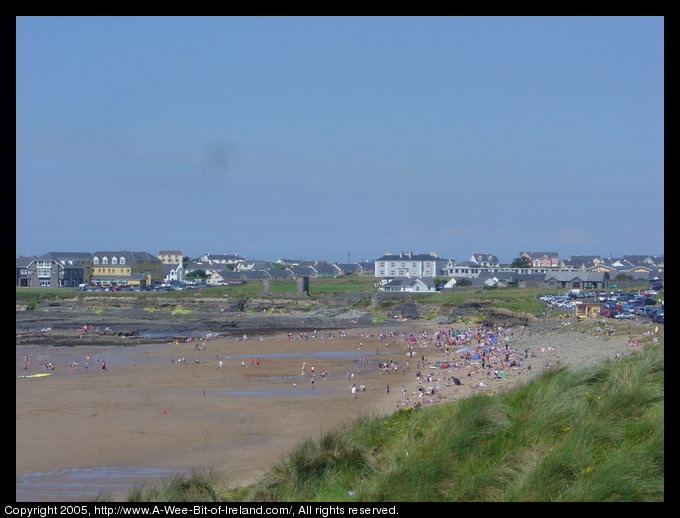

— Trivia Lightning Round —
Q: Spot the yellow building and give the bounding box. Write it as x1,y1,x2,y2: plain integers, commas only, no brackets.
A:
588,264,616,272
157,249,184,265
89,251,163,287
575,302,602,318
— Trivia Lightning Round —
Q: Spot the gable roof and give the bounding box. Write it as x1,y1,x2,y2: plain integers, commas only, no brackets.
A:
376,253,442,261
38,252,92,264
563,255,602,268
335,263,360,272
16,256,37,268
236,259,274,270
450,261,479,267
381,277,435,288
287,266,316,277
93,251,160,262
314,264,341,275
544,271,608,282
266,269,294,279
162,263,183,274
470,253,499,263
203,254,245,261
521,251,558,258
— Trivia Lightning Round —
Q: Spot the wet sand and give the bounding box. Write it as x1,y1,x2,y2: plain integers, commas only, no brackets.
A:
16,321,654,501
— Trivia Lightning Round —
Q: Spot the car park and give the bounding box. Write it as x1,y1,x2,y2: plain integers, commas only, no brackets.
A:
652,314,664,324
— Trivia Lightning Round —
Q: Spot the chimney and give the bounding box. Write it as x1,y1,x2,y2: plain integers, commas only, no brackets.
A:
385,251,392,256
430,251,437,258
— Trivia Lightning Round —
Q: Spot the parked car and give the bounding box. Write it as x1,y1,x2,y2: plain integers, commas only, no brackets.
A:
614,313,635,319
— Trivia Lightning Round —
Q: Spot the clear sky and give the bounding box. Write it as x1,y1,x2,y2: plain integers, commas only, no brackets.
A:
16,16,664,264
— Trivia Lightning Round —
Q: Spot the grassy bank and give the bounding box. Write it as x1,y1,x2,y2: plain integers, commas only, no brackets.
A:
15,278,379,301
125,341,664,502
16,282,653,321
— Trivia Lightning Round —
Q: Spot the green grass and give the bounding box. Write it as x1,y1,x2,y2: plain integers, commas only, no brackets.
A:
18,283,650,318
126,340,664,502
126,468,230,502
16,277,379,301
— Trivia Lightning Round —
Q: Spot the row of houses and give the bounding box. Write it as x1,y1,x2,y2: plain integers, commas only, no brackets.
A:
373,250,663,277
379,269,662,293
16,249,663,290
375,250,663,293
15,250,377,288
186,261,373,285
16,251,166,288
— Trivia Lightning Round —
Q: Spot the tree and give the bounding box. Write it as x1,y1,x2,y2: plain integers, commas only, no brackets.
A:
186,269,208,280
433,277,448,290
511,256,532,268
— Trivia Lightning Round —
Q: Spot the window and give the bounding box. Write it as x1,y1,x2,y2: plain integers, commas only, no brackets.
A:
102,257,108,265
112,257,118,264
93,257,99,265
120,257,126,265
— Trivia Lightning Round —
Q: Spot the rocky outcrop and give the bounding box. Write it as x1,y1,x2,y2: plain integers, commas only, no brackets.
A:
445,300,537,328
16,292,540,346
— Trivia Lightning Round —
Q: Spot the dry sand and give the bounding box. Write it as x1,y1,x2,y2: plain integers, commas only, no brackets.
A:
16,320,658,501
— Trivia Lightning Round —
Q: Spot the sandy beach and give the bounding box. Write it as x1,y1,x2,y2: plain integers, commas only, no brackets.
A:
16,320,658,501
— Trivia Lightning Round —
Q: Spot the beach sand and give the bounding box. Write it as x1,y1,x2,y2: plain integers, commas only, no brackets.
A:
16,321,657,501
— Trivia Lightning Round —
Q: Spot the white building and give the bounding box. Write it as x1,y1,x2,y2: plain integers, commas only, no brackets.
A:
379,277,437,293
374,251,446,278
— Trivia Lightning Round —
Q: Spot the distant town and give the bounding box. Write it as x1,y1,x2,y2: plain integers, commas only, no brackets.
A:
16,249,664,294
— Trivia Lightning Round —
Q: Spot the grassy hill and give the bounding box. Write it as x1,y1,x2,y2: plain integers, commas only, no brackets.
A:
125,341,664,502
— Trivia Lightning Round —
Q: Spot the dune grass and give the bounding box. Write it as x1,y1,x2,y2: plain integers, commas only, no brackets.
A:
127,340,663,502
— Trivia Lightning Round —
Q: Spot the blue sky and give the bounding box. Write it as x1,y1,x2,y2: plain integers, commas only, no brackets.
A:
16,16,664,264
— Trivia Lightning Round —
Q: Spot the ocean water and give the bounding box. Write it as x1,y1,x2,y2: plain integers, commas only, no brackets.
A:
16,466,180,502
